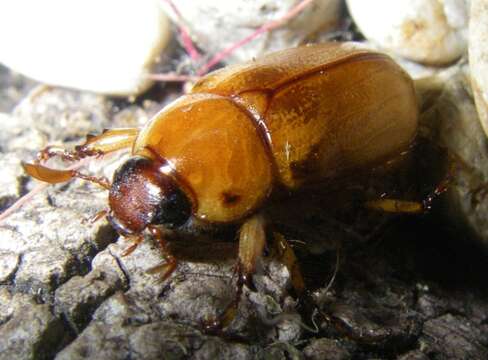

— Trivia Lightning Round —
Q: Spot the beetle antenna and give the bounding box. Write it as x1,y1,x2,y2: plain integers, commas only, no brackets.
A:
0,157,101,224
71,171,111,190
22,162,111,190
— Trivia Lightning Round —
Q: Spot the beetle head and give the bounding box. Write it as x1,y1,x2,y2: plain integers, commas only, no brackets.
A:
107,156,192,236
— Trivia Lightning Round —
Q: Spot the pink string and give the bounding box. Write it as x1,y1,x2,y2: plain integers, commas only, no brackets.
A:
152,0,315,81
0,157,92,224
144,73,200,82
162,0,202,61
197,0,316,75
0,182,49,223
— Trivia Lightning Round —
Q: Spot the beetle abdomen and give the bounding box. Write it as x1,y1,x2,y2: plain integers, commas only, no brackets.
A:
265,51,418,188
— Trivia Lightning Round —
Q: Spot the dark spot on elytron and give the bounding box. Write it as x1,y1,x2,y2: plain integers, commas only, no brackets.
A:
221,192,241,206
290,144,321,180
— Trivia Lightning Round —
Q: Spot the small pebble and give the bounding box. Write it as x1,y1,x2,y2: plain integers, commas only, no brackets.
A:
346,0,468,65
469,0,488,137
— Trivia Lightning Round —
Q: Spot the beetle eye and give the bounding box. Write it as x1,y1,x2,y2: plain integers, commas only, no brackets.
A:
151,186,192,228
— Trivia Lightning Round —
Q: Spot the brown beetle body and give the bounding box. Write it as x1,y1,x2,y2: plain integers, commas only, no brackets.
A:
23,42,419,330
134,43,417,223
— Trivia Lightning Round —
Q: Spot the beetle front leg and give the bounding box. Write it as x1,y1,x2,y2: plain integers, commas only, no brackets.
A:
37,128,139,163
120,234,145,257
23,128,140,186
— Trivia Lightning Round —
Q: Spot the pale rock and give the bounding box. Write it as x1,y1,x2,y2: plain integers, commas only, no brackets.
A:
347,0,469,65
0,251,19,284
0,288,36,325
418,65,488,248
0,0,172,96
0,304,67,359
54,251,127,332
469,0,488,137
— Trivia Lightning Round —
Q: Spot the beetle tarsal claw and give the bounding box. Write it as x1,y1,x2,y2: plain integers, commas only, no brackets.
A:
36,145,81,163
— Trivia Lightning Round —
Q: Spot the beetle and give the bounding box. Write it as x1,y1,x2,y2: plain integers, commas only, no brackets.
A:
22,42,419,329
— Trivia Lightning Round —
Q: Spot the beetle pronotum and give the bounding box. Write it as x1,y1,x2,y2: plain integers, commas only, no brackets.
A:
23,42,419,329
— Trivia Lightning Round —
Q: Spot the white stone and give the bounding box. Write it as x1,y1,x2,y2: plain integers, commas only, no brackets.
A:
346,0,469,65
469,0,488,137
160,0,342,64
420,65,488,247
0,0,171,96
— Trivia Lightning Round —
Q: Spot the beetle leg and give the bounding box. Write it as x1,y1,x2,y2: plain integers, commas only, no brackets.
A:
146,226,178,282
237,213,267,288
367,142,456,214
272,231,343,334
365,198,425,214
121,234,145,257
203,213,267,333
23,128,140,187
365,175,450,214
37,145,87,163
36,128,139,163
271,232,305,296
81,209,109,225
